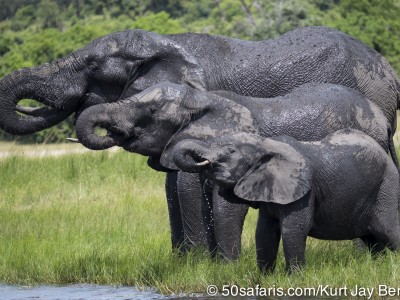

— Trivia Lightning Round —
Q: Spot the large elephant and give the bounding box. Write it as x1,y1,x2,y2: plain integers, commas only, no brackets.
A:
74,82,393,259
171,129,400,272
1,26,399,257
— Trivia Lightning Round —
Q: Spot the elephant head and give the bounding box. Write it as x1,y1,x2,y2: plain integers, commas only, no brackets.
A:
172,133,264,187
0,30,205,135
74,83,209,152
74,83,256,164
172,133,313,204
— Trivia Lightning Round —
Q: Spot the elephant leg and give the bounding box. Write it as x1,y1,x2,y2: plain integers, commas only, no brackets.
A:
368,229,400,253
360,236,386,255
200,177,218,256
165,171,185,251
281,193,314,273
256,205,281,273
368,219,400,252
177,171,209,252
206,182,249,260
369,176,400,252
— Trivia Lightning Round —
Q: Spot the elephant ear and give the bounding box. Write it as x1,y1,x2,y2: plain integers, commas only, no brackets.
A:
234,139,313,204
128,30,207,92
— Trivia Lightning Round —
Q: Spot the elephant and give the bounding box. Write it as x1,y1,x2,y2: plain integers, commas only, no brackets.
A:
74,81,393,259
171,129,400,272
1,26,399,256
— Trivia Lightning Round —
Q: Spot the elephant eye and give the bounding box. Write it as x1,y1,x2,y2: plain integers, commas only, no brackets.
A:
227,146,236,154
149,106,157,114
135,116,153,129
89,61,99,72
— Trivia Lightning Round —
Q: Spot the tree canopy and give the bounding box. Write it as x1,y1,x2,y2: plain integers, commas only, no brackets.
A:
0,0,399,142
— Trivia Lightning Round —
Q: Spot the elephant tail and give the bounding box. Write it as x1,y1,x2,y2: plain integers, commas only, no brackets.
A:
397,80,400,110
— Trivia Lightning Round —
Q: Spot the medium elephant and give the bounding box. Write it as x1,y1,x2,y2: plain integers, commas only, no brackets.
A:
1,26,399,256
74,82,393,259
172,129,400,272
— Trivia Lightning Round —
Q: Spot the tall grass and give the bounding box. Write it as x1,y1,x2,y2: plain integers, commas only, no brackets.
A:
1,149,400,296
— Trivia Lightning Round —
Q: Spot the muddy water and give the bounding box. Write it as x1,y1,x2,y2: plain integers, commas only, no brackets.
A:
0,284,168,300
0,284,347,299
0,285,283,299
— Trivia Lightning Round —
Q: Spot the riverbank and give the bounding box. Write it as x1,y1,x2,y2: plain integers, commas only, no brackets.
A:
1,145,400,297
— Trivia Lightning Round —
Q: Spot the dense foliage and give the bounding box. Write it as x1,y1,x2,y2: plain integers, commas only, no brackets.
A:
0,0,399,142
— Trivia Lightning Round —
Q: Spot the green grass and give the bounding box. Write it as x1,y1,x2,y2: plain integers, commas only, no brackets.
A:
1,148,400,296
0,141,86,153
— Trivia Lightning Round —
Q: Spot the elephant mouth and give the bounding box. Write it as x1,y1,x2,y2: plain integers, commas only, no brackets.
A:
209,173,236,187
16,104,67,119
120,137,162,157
119,137,138,152
15,89,90,120
216,178,236,189
13,95,78,129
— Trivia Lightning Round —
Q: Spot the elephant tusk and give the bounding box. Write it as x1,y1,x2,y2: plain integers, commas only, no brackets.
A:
196,160,210,166
66,137,80,143
16,105,38,114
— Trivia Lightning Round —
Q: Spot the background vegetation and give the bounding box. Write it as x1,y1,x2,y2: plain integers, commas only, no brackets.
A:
0,0,399,143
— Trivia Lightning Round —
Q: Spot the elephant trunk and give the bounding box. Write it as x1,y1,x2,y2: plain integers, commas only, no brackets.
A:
173,140,211,173
0,58,85,135
75,104,121,150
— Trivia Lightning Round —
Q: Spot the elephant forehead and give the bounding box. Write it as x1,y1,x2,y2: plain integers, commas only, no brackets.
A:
220,132,261,145
36,63,60,76
136,88,164,103
136,86,185,104
56,56,77,69
161,101,181,115
184,124,232,137
222,102,256,131
180,65,206,91
106,40,119,54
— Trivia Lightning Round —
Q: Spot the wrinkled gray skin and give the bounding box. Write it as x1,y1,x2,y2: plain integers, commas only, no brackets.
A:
75,82,393,259
173,129,400,272
1,26,399,257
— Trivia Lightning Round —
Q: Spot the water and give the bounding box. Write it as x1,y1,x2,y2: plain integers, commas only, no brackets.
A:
0,284,348,299
0,284,168,300
0,285,291,300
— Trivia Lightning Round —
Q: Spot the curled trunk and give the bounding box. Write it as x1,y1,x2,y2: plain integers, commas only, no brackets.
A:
172,140,211,173
0,62,81,135
75,104,119,150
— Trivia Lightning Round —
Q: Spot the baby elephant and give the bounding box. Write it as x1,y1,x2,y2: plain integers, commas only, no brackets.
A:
173,129,400,272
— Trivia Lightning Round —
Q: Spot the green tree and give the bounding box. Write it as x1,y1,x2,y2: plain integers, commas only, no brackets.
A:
37,0,62,29
324,0,400,73
0,0,399,142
